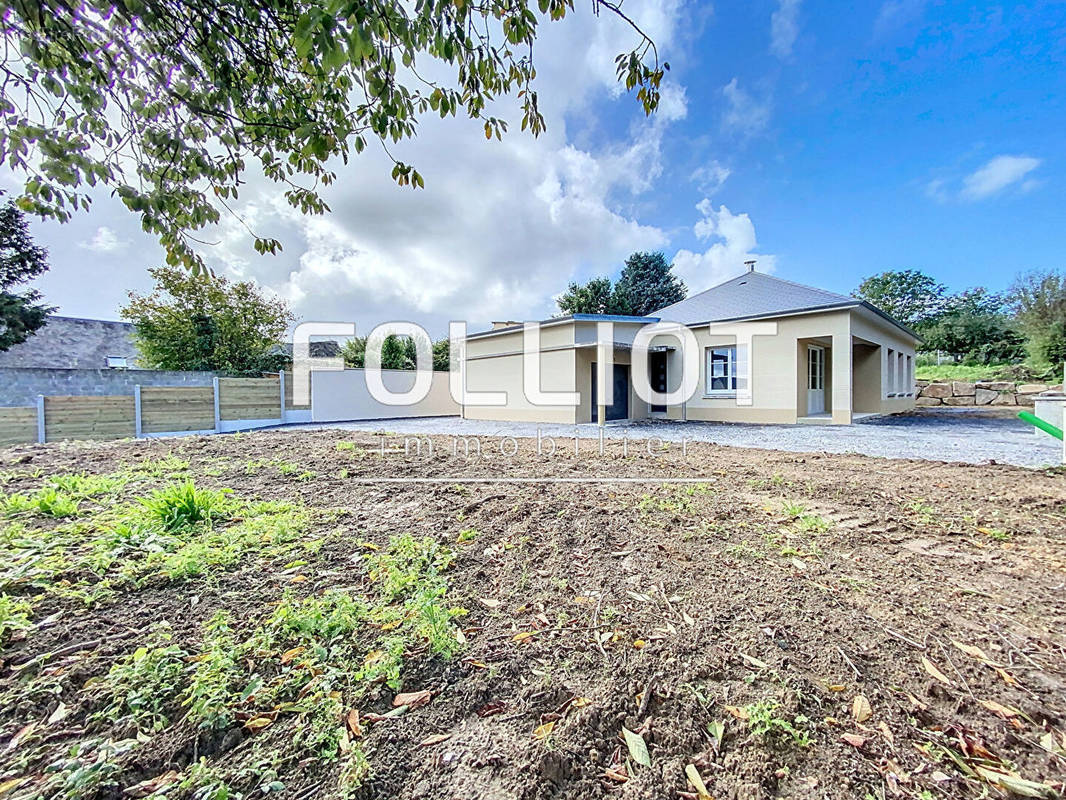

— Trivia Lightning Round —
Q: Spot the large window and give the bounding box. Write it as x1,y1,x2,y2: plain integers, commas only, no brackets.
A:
706,346,738,395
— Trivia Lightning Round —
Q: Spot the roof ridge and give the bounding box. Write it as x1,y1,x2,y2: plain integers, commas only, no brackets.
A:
747,271,853,301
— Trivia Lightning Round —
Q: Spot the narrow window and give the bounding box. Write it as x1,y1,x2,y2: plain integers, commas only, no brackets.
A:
887,349,896,395
105,356,128,369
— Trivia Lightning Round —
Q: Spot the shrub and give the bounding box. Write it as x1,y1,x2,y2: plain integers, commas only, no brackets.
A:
138,481,231,531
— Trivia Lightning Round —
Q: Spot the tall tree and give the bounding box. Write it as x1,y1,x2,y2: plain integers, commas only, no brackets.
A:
0,196,53,351
854,269,947,329
556,277,625,316
1009,270,1066,365
340,336,367,368
2,1,665,274
614,251,686,316
122,266,294,372
379,335,408,370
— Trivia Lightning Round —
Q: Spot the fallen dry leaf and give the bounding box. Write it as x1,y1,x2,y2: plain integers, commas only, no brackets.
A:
280,646,306,664
419,733,451,746
685,764,712,800
346,709,364,738
633,639,646,649
533,721,556,740
841,733,866,748
478,597,501,609
995,667,1019,687
724,705,749,720
5,722,36,751
571,697,593,709
244,715,274,732
977,698,1018,719
393,690,432,709
123,770,179,798
852,694,873,723
975,766,1057,798
952,640,993,664
622,727,651,767
921,657,953,686
512,631,538,643
46,702,70,725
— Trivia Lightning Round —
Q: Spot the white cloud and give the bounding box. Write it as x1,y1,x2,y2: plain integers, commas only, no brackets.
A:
874,0,926,36
721,78,771,135
192,2,688,335
672,200,777,293
7,1,714,334
80,226,128,253
926,154,1043,203
960,155,1041,200
770,0,801,58
690,160,731,194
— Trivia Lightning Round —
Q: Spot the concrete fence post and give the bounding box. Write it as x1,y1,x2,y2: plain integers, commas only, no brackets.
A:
36,395,45,444
134,385,143,438
279,370,287,421
212,377,221,434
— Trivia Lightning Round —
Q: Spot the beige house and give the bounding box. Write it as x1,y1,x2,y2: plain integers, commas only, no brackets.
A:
462,270,919,425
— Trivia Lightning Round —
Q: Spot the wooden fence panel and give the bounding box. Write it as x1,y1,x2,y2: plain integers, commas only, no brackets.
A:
218,378,281,421
43,396,135,442
283,370,311,410
141,386,216,434
0,407,37,447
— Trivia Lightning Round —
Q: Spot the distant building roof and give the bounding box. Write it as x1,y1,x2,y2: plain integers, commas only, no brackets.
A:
0,316,141,369
652,271,916,337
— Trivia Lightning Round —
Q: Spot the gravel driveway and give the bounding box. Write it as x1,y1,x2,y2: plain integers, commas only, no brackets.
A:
283,408,1063,468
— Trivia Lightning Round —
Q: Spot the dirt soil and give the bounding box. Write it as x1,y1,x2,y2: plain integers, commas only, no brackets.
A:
0,430,1064,800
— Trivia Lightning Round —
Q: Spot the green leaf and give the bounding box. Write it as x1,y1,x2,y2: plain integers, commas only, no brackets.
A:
621,726,651,767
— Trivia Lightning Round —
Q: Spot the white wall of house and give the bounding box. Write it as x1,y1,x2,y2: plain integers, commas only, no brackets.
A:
461,308,917,425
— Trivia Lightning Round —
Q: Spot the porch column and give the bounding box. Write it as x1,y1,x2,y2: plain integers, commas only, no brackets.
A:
831,332,853,425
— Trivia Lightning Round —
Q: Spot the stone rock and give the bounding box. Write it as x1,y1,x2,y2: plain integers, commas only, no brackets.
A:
915,396,943,407
916,380,931,388
1016,393,1036,406
975,381,1014,392
944,395,976,406
991,393,1018,406
1017,383,1049,394
922,382,953,399
951,381,976,397
974,388,997,406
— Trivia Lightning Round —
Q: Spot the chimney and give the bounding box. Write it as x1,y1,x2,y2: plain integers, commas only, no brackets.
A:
491,320,522,330
745,260,756,273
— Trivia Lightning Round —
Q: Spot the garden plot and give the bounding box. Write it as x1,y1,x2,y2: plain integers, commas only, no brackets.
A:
0,430,1063,800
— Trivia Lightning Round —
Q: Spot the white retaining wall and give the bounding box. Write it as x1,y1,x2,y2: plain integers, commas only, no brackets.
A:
311,369,459,422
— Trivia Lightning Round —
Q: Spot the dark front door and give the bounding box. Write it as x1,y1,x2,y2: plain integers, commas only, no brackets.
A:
650,351,667,412
591,363,629,422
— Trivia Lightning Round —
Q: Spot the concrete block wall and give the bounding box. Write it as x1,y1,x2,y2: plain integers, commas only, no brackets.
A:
0,368,217,408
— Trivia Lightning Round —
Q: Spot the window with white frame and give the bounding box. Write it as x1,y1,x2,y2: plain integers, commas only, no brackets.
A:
705,345,748,396
887,348,896,395
105,356,128,369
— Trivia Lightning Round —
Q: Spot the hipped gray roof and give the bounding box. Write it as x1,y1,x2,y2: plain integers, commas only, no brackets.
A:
652,271,916,338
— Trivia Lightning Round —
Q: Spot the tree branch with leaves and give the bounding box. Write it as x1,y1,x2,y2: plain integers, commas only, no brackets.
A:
1,0,667,274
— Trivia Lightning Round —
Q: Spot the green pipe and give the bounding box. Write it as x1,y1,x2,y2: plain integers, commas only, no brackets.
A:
1018,411,1064,441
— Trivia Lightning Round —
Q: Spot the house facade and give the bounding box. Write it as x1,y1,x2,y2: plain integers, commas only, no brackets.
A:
462,270,919,425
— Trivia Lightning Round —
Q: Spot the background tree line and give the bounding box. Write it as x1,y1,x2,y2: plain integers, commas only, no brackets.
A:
854,268,1066,375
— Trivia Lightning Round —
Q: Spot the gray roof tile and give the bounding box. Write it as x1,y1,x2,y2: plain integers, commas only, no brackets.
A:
652,271,857,324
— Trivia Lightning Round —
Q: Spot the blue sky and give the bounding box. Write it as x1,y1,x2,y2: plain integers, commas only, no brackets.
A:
589,0,1066,298
5,0,1065,333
